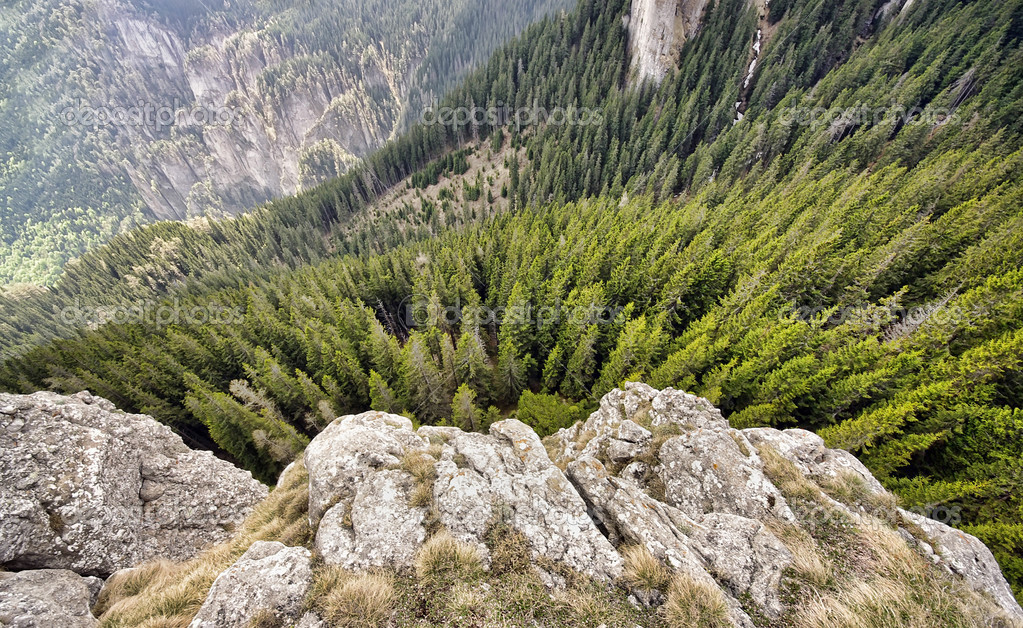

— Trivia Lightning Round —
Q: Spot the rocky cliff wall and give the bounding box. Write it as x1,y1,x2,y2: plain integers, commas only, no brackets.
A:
627,0,712,83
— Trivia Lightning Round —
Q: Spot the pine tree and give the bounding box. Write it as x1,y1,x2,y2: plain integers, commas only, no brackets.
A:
368,369,403,415
451,383,482,432
494,341,529,406
400,331,449,422
560,324,599,399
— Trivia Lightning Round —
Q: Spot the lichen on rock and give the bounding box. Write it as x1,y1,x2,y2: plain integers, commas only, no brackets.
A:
0,391,268,577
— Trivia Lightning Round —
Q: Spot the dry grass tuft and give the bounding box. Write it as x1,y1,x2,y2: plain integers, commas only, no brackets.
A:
550,584,617,623
818,471,901,523
446,581,487,620
135,617,191,628
92,559,179,616
400,450,438,483
620,544,670,593
485,517,533,577
414,530,484,587
791,519,1023,628
757,444,823,504
660,573,731,628
399,451,438,509
315,571,395,628
246,607,285,628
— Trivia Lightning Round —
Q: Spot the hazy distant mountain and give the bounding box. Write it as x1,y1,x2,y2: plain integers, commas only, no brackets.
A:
0,0,571,284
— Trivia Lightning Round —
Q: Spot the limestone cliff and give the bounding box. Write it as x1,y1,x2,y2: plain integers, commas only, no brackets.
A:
72,0,401,221
627,0,712,84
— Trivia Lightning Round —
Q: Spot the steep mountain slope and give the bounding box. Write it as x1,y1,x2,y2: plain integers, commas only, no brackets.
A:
0,0,572,285
3,0,1023,603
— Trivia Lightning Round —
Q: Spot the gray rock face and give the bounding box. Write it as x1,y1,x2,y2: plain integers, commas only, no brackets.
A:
566,457,706,575
742,428,886,495
551,384,793,523
0,391,267,577
628,0,712,83
305,411,623,582
659,429,792,522
690,514,792,617
316,470,427,570
304,411,426,525
901,510,1023,618
189,541,313,628
152,384,1018,627
547,383,1023,623
0,569,100,628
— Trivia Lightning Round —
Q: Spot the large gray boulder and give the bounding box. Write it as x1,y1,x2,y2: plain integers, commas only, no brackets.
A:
315,469,428,570
0,569,101,628
0,391,268,577
306,411,623,582
189,541,313,628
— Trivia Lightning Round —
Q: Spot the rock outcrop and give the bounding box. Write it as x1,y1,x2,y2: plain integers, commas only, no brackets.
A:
0,391,268,577
627,0,712,83
4,386,1020,626
300,383,1023,625
305,411,623,581
189,541,313,628
0,569,102,628
743,426,1022,615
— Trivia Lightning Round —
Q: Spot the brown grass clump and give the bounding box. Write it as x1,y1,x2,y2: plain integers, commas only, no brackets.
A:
485,517,533,577
96,462,311,628
818,470,901,524
414,530,484,587
764,520,837,592
660,573,731,628
315,571,395,628
445,581,487,620
757,444,823,505
398,451,438,509
92,559,178,616
400,450,439,482
791,519,1022,628
620,545,670,593
246,607,285,628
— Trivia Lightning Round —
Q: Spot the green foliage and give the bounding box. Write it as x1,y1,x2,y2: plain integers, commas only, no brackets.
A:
514,391,588,438
451,384,483,432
